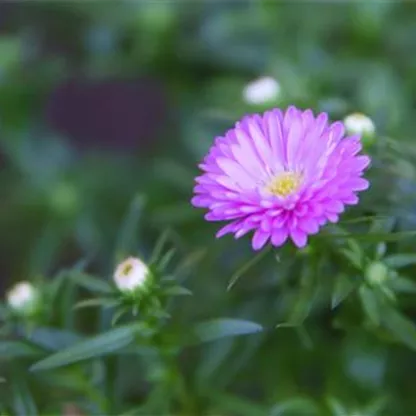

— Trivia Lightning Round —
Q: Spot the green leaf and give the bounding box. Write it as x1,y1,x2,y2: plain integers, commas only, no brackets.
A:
340,239,364,269
270,397,320,416
363,396,388,416
325,397,348,416
375,242,387,259
149,229,171,266
111,307,130,327
227,246,271,290
319,230,416,243
11,368,38,416
71,272,113,294
0,341,44,359
73,298,120,310
382,306,416,351
332,275,358,309
389,276,416,294
157,248,176,272
368,216,396,235
30,324,142,371
341,215,389,225
115,194,145,260
192,318,263,344
163,286,192,296
384,254,416,269
359,285,381,326
22,328,83,351
289,261,320,325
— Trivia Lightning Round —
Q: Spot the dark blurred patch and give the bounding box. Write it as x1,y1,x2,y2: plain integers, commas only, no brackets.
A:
0,3,15,34
45,78,168,151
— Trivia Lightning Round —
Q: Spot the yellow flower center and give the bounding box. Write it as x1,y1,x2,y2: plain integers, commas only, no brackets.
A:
121,262,133,276
265,171,303,197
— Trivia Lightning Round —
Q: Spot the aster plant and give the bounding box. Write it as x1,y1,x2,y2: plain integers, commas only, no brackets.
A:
192,106,371,250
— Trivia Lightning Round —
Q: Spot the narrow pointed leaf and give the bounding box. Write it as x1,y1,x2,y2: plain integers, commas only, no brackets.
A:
389,276,416,294
11,370,38,416
332,275,358,309
30,324,142,371
384,254,416,269
163,286,192,296
22,327,83,351
115,194,145,260
382,306,416,351
227,246,271,290
325,397,348,416
111,307,130,327
270,397,320,416
192,318,263,344
0,341,44,359
149,229,171,266
359,285,381,326
74,298,119,310
157,248,176,271
363,396,388,415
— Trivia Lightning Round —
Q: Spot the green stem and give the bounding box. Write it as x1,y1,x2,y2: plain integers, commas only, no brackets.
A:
104,355,119,413
152,330,194,415
173,362,194,415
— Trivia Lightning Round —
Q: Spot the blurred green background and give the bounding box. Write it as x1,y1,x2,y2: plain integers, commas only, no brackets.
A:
1,1,416,415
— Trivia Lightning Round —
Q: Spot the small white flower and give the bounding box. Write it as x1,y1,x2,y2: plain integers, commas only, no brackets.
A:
242,76,281,105
344,112,375,138
6,281,39,314
114,257,150,293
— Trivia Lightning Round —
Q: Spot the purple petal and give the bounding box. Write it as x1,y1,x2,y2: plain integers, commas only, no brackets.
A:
290,229,308,248
252,229,270,250
271,227,289,246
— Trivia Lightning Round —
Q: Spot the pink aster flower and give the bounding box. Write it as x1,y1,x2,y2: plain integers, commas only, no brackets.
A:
191,106,371,250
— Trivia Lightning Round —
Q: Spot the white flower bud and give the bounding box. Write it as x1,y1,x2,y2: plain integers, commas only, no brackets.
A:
344,112,376,139
114,257,150,293
366,261,389,286
242,76,281,105
6,281,39,314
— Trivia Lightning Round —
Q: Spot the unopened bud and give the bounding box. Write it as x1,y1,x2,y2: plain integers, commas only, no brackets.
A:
366,261,389,286
114,257,150,293
242,76,281,106
344,112,376,147
6,281,39,315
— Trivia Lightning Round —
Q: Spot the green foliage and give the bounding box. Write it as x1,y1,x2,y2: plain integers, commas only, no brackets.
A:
193,318,263,344
1,1,416,415
30,324,145,372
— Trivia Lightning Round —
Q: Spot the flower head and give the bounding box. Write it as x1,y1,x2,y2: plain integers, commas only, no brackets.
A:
242,76,281,106
114,257,150,293
6,281,39,315
191,106,370,250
